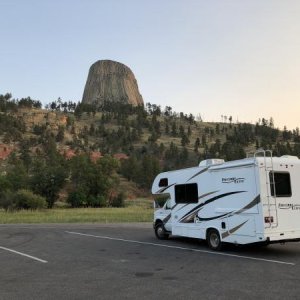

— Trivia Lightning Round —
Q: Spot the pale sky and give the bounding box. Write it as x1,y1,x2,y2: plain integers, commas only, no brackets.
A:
1,0,300,130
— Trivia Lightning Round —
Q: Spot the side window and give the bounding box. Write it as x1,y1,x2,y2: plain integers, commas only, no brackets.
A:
269,172,292,197
159,178,168,187
175,183,198,204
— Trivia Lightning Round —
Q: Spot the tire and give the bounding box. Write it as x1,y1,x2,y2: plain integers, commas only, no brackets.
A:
207,229,222,251
155,223,169,240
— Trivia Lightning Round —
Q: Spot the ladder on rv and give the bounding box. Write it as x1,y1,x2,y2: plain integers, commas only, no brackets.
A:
254,149,278,228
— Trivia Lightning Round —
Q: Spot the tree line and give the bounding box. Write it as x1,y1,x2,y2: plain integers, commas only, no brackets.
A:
0,138,122,210
0,93,300,211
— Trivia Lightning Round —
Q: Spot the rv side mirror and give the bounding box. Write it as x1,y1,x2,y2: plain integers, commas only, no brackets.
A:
165,199,172,210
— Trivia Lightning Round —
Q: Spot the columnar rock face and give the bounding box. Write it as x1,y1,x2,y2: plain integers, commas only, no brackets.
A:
82,60,144,106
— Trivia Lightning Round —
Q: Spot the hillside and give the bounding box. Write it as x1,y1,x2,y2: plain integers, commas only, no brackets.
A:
0,93,299,209
3,97,298,164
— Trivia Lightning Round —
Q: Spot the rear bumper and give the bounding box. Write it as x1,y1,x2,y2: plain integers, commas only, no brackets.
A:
266,237,300,244
265,230,300,244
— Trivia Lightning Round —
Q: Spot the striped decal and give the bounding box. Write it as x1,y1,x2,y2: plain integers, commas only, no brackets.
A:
163,214,171,224
180,208,204,223
179,191,246,223
156,183,176,194
197,195,261,222
186,168,209,182
197,212,233,222
234,195,260,215
198,191,219,200
222,220,248,239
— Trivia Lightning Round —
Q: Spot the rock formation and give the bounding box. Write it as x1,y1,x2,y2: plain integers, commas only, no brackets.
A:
82,60,144,106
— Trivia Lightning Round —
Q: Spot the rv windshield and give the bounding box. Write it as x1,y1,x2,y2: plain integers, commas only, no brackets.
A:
154,194,171,208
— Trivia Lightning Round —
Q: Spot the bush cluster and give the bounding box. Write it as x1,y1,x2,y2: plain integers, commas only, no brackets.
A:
110,192,125,208
67,191,125,208
67,192,107,208
0,189,46,211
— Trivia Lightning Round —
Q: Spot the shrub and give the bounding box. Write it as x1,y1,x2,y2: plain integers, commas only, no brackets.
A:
67,191,87,208
0,191,15,211
87,195,107,208
14,189,47,210
111,192,125,208
0,175,12,191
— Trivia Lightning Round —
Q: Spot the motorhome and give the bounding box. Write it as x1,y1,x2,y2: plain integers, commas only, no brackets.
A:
152,150,300,250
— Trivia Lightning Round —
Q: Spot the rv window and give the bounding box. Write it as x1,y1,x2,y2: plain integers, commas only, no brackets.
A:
175,183,198,204
159,178,168,187
269,172,292,197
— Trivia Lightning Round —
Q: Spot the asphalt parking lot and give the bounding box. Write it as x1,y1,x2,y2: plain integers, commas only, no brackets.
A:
0,223,300,300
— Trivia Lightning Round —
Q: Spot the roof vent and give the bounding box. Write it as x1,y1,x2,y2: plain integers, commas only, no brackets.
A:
199,159,225,167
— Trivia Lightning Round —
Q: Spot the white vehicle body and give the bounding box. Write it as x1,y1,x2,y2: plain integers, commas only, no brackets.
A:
152,151,300,249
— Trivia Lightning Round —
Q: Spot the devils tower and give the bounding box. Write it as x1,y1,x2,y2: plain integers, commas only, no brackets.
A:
82,60,144,106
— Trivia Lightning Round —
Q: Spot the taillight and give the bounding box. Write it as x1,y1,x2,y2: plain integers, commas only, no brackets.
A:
264,216,274,223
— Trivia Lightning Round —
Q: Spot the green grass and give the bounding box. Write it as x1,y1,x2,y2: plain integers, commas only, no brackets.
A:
0,199,154,224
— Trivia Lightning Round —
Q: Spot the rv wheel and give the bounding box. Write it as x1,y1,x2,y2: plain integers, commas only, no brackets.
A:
207,229,222,251
155,223,169,240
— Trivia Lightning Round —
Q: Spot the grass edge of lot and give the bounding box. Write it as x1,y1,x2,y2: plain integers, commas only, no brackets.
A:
0,199,154,224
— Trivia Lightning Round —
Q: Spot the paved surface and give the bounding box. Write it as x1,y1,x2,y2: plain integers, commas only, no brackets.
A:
0,223,300,300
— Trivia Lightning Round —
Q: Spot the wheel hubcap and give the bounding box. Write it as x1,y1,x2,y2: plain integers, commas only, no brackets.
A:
210,233,219,248
157,226,164,237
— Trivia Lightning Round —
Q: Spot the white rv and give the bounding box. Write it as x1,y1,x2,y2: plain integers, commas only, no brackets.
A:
152,150,300,250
